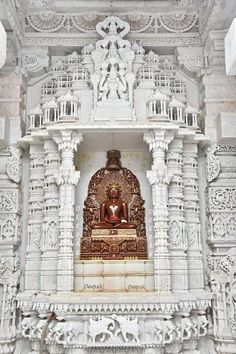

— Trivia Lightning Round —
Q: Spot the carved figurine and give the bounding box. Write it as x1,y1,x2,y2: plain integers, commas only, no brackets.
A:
92,183,135,229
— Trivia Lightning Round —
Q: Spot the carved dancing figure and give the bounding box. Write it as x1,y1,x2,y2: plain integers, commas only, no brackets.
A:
98,65,108,102
118,64,128,100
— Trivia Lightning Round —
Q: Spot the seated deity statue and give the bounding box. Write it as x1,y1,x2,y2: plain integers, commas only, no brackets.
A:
92,183,135,229
80,150,148,260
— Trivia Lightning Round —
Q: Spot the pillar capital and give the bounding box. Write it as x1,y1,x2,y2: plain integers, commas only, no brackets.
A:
143,129,174,152
53,130,83,152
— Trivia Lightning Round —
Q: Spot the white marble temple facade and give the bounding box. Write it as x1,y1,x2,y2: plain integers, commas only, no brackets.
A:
0,1,236,354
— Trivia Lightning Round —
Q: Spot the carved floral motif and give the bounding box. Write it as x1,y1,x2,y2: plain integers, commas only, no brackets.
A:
0,191,20,213
6,146,22,183
208,255,234,279
206,146,220,183
208,188,236,211
159,12,198,33
25,12,199,34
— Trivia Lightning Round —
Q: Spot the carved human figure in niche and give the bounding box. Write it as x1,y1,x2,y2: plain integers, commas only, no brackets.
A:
107,65,120,101
92,183,135,229
118,64,128,100
98,65,108,102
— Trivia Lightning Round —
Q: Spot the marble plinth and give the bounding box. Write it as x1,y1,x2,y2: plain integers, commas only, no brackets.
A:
74,259,154,292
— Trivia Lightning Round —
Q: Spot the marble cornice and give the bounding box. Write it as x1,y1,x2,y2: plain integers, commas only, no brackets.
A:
19,123,208,144
17,291,212,316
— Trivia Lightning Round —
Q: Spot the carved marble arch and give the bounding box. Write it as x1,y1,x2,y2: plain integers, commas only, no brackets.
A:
82,166,146,240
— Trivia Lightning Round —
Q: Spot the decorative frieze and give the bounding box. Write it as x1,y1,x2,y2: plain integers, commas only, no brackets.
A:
20,309,209,351
24,12,198,35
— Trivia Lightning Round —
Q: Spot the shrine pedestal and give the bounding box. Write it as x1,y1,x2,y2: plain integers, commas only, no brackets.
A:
74,259,154,292
80,229,148,260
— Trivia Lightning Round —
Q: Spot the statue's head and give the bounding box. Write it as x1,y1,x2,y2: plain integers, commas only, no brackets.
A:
106,182,121,198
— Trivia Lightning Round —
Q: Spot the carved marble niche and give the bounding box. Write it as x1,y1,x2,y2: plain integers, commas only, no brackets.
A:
80,150,147,260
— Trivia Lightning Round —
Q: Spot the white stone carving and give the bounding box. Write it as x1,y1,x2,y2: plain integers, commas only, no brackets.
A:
53,131,83,292
111,314,140,343
205,138,236,353
88,316,116,343
24,12,199,35
90,16,136,121
2,3,236,353
206,146,220,182
208,255,234,280
159,12,198,33
168,138,188,291
144,129,174,292
24,146,45,291
19,311,209,351
22,47,49,76
183,143,204,289
176,47,204,74
208,187,236,211
41,139,60,291
6,146,22,183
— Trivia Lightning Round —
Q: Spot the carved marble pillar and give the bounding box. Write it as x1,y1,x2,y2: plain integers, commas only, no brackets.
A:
144,129,173,292
25,144,45,291
167,138,188,292
41,139,60,292
206,145,236,351
54,131,83,292
0,146,22,354
183,142,204,290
